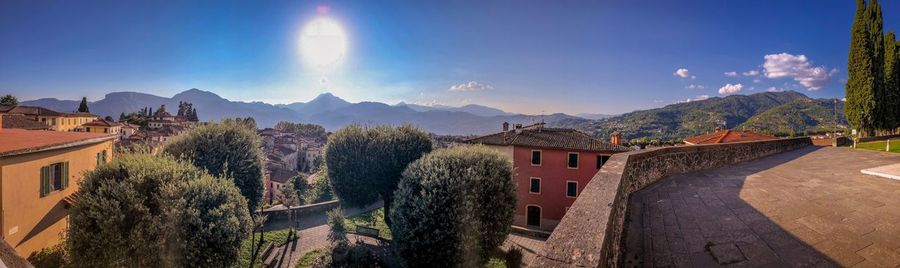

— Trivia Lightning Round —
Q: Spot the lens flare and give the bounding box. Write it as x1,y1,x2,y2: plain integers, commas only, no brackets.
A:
300,18,347,70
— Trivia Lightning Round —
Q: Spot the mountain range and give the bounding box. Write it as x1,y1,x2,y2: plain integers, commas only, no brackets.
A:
21,89,845,138
554,90,847,141
21,89,577,135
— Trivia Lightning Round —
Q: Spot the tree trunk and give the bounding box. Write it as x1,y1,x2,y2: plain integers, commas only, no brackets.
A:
383,197,393,227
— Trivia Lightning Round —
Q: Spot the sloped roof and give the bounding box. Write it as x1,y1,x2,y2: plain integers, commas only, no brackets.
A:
2,115,50,130
683,129,777,145
83,119,122,127
0,105,14,113
268,168,297,183
466,124,630,152
0,129,115,157
7,106,62,116
63,112,98,118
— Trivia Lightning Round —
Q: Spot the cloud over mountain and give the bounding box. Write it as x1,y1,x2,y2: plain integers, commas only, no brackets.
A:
763,53,837,91
449,81,493,91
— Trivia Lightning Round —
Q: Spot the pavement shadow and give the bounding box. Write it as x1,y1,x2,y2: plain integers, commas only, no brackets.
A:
622,146,840,267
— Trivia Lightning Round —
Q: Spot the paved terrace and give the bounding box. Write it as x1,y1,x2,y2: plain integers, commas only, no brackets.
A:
625,146,900,267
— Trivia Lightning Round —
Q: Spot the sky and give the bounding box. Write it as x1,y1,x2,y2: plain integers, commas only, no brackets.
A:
1,0,898,115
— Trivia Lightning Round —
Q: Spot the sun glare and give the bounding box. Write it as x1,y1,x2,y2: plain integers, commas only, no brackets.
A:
300,18,348,70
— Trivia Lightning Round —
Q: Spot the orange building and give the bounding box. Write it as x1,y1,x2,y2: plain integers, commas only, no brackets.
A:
82,118,122,135
467,123,630,231
0,113,116,258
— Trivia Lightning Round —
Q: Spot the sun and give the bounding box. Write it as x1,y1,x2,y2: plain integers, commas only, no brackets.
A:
300,18,348,70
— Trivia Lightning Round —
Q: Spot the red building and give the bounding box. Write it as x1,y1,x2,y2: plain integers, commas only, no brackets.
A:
683,128,777,145
467,123,629,231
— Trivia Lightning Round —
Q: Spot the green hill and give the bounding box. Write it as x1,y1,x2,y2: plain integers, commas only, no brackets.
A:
551,91,846,142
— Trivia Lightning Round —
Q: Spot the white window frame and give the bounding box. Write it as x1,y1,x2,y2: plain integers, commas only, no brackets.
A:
566,180,578,198
529,177,541,194
567,152,579,169
530,150,542,166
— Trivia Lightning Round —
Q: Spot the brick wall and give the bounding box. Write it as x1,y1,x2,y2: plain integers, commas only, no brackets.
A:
532,137,812,267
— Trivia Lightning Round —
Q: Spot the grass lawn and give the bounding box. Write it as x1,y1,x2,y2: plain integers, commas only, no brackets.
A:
233,229,296,268
856,139,900,153
344,208,392,240
296,248,329,268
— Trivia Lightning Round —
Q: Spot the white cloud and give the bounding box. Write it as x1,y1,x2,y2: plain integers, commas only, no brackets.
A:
673,68,695,79
743,70,760,76
724,71,738,77
448,81,493,92
679,95,710,103
753,79,761,83
763,53,837,91
718,83,744,95
766,87,784,92
686,84,706,89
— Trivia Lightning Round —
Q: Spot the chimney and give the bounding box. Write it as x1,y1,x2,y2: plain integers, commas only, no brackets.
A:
514,123,523,133
502,122,509,132
715,126,721,132
610,132,621,145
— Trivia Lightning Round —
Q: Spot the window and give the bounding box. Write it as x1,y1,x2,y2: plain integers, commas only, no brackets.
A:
531,150,541,166
40,162,69,197
597,155,611,169
103,128,108,133
568,152,579,168
96,150,108,166
529,177,541,194
526,205,541,227
566,181,578,198
51,118,57,125
85,127,91,132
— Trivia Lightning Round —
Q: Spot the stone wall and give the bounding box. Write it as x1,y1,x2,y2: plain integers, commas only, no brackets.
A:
859,133,900,143
261,200,340,221
532,137,812,267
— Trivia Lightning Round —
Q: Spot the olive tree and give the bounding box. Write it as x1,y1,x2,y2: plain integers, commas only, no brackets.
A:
67,153,251,267
390,146,516,267
323,125,431,225
163,120,265,211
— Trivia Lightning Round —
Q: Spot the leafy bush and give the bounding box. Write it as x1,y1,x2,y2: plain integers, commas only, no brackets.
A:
390,146,516,267
305,170,335,204
326,208,347,243
164,120,265,211
67,153,251,267
324,125,432,225
27,244,67,268
505,246,523,268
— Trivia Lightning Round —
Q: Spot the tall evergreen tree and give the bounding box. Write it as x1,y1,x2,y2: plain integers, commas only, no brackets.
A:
118,112,126,122
867,0,886,133
846,0,878,136
78,97,90,113
885,32,900,132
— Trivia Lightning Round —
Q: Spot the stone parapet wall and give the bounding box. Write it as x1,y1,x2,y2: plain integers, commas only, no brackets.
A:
532,137,812,267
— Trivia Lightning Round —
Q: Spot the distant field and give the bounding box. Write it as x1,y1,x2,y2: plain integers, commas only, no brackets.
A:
856,140,900,153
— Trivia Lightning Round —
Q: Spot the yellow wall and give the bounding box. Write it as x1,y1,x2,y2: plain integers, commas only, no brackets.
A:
84,126,120,135
0,140,114,257
60,116,97,132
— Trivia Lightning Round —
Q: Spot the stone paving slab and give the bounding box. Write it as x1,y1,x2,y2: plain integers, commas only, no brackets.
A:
624,147,900,267
862,162,900,181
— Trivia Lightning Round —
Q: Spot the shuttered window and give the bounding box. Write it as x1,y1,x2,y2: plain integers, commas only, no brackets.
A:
40,162,69,197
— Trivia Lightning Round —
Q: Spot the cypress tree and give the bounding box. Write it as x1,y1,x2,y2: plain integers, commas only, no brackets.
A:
867,0,886,133
78,97,90,113
885,32,900,132
846,0,877,136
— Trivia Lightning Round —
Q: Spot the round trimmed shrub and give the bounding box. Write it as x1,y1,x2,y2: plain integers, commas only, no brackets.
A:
390,146,516,267
67,153,251,267
163,121,265,212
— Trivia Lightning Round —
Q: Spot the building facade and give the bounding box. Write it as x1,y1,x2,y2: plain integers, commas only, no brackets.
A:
0,119,116,257
467,123,629,231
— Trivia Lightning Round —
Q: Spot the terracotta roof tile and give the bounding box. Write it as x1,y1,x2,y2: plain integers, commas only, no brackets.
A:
82,119,122,127
466,124,630,152
683,130,777,145
62,112,98,118
0,129,115,156
7,106,62,116
2,115,50,130
268,168,297,183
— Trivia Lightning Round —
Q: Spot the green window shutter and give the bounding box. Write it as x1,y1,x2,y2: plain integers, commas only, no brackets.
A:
62,162,70,189
40,166,50,197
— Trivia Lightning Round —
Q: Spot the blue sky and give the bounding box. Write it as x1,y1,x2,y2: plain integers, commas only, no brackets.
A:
1,1,897,115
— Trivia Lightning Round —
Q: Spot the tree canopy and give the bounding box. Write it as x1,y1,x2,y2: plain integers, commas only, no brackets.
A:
390,146,516,267
323,125,432,225
163,120,265,212
78,97,90,113
846,0,900,136
0,94,17,106
67,153,251,267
